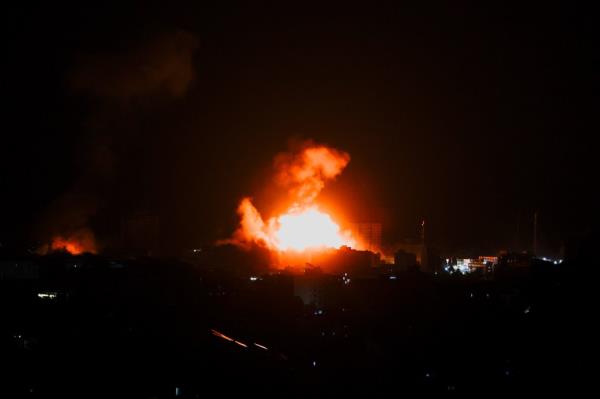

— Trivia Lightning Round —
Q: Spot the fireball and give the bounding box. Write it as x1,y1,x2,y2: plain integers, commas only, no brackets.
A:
275,206,353,251
51,237,87,255
41,229,97,255
222,142,362,256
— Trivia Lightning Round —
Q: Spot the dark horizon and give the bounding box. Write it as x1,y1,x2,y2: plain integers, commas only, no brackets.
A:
3,1,598,256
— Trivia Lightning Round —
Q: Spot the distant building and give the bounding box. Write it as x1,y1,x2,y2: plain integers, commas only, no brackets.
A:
393,250,417,272
498,252,533,268
445,256,499,274
0,260,39,280
318,246,379,275
293,271,340,308
480,256,499,265
390,240,440,273
393,240,426,266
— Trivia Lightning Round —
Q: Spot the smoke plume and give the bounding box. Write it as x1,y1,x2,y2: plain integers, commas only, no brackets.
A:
38,30,199,253
274,143,351,207
70,31,199,101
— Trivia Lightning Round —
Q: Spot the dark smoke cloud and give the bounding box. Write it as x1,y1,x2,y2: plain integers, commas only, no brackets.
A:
70,31,199,101
37,30,199,251
45,192,98,233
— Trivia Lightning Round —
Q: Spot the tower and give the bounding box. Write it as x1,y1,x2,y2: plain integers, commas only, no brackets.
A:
533,211,538,256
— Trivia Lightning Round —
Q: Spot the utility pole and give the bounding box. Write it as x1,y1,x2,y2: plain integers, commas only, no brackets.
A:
420,219,428,272
533,211,538,256
515,210,521,252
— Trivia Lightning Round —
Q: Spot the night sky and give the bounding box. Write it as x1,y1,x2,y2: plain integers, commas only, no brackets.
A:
3,1,598,255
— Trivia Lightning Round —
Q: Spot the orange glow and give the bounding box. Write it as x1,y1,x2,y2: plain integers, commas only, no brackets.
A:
274,144,350,206
41,229,97,255
211,329,234,342
222,143,361,255
51,237,86,255
224,199,355,252
275,206,353,251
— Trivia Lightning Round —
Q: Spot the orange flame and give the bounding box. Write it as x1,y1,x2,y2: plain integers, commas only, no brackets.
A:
275,144,350,206
276,206,352,251
228,199,355,252
51,237,86,255
41,229,97,255
223,143,359,254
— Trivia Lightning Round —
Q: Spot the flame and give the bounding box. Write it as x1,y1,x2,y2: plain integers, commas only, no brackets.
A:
274,144,350,206
51,237,88,255
223,143,359,254
276,206,353,251
40,229,97,255
226,199,354,252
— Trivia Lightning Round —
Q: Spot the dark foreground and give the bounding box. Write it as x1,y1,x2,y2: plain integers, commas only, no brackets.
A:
1,250,594,397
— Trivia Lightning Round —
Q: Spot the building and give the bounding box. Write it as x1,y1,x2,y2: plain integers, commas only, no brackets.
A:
392,240,426,265
0,260,39,280
293,270,341,309
389,240,441,273
445,256,499,274
393,250,418,272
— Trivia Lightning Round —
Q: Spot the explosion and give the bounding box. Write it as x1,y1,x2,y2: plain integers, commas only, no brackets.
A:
224,143,358,254
276,207,352,251
50,237,90,255
39,229,97,255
